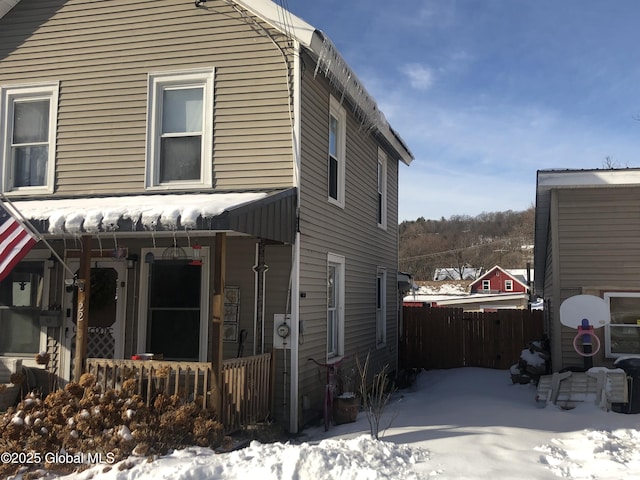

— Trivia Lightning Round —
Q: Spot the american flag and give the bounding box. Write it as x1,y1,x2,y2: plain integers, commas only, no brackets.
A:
0,203,38,282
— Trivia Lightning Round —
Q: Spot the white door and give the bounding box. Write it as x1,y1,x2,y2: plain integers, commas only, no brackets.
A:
61,259,127,382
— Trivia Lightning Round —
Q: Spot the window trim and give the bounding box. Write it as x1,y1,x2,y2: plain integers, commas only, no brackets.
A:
604,291,640,358
0,249,50,363
327,252,345,359
377,148,388,229
504,280,513,291
0,82,59,195
328,96,346,208
145,68,214,190
482,280,491,290
376,267,387,347
136,247,210,361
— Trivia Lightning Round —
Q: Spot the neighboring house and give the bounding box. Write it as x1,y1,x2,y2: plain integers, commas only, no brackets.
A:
0,0,413,432
469,265,530,295
534,168,640,371
433,267,482,281
405,270,531,311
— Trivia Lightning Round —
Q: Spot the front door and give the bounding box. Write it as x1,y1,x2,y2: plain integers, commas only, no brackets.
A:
61,259,126,382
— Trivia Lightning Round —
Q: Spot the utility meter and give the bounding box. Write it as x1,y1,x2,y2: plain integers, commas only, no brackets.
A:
277,322,290,338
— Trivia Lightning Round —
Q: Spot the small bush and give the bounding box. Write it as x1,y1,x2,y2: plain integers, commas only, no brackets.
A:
356,352,396,440
0,379,224,478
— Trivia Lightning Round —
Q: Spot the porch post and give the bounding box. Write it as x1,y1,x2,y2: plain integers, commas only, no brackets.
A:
211,232,226,416
73,235,92,382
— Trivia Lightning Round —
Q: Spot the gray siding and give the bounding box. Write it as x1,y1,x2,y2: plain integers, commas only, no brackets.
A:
298,52,400,426
0,0,294,195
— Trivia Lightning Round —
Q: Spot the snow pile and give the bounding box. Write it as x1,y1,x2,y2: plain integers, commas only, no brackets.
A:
56,436,426,480
10,368,640,479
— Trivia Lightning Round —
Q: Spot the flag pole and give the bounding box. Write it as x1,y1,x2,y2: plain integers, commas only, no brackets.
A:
0,193,76,278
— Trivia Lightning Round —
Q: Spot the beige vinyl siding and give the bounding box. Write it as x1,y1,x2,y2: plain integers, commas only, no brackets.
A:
0,0,294,195
554,187,640,368
298,53,400,426
557,188,640,287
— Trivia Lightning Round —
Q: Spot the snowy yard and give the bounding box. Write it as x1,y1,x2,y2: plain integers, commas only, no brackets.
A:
12,367,640,479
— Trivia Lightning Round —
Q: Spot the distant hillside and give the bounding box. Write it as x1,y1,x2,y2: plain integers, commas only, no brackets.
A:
399,207,534,281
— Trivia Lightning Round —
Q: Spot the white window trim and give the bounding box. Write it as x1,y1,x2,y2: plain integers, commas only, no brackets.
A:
482,280,491,290
377,148,388,229
604,291,640,358
376,267,387,347
145,68,214,190
136,247,210,361
0,82,59,195
504,280,513,291
328,96,346,208
327,252,345,359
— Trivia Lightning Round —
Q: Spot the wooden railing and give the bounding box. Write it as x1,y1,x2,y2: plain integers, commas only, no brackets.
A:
221,352,274,432
85,352,274,431
85,359,213,408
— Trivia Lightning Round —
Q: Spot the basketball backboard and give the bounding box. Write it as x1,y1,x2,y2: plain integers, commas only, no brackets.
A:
559,294,610,329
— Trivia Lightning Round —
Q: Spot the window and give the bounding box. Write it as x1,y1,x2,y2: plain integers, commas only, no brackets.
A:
605,292,640,356
146,68,214,189
504,280,513,291
376,268,387,346
1,83,58,194
377,149,387,229
0,260,46,355
482,280,491,291
328,96,346,207
137,248,209,361
327,253,345,358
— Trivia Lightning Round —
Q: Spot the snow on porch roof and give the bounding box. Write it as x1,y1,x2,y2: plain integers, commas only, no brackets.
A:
12,189,297,243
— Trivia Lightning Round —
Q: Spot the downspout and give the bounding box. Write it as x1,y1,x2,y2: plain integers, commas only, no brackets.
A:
253,240,268,354
289,39,302,434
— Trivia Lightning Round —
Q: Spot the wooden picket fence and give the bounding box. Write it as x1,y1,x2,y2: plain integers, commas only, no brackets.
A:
400,306,544,370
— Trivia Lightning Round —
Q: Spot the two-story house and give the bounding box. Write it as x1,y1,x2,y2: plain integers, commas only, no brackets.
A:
0,0,413,432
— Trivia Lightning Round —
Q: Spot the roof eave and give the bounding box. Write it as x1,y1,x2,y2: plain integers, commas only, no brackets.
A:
233,0,413,165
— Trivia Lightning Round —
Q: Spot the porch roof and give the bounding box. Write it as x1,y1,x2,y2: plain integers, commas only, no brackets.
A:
12,188,297,244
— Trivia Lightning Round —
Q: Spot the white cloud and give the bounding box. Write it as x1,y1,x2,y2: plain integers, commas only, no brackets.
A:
400,63,434,90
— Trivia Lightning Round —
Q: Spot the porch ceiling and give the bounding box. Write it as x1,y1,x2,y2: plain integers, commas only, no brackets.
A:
11,188,297,244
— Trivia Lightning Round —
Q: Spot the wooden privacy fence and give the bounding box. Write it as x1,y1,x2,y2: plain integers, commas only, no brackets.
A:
401,307,544,370
86,352,273,432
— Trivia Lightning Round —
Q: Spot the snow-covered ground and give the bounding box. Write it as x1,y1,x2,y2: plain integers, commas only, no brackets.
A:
13,367,640,479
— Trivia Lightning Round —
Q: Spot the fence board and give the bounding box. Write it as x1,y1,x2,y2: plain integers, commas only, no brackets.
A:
401,307,544,370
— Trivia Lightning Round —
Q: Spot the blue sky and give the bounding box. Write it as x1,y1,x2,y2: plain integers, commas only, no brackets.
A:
286,0,640,221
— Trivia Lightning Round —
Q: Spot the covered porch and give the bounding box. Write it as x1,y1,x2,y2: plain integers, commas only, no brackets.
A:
3,188,296,430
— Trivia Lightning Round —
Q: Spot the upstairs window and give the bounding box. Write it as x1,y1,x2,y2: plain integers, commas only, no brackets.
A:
328,96,346,207
146,68,214,189
377,149,387,229
504,280,513,291
1,83,58,194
